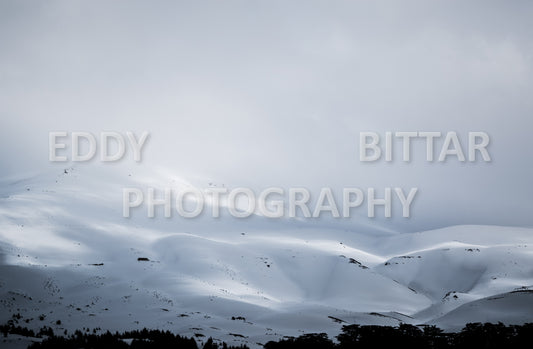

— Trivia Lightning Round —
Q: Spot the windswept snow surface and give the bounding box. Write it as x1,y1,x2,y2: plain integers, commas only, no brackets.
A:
1,167,533,347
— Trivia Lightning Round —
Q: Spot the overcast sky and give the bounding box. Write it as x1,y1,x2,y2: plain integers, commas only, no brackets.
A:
1,0,532,232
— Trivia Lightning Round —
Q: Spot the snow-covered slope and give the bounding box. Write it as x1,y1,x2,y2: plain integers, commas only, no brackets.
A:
1,167,532,347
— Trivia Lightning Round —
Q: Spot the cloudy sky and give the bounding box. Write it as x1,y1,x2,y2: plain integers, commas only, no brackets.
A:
1,0,532,232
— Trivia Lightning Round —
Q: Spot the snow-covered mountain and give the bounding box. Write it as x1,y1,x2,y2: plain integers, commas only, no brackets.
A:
1,167,532,347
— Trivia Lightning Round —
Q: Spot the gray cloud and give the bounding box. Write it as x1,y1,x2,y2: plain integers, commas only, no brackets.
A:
1,0,532,232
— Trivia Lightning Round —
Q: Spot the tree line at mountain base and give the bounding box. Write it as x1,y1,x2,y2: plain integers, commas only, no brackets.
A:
2,322,533,348
1,325,248,349
265,323,533,349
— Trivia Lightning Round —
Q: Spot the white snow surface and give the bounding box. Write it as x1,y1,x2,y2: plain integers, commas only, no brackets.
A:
1,167,533,347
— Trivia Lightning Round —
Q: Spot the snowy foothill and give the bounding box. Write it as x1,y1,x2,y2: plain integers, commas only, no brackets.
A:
0,166,532,348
